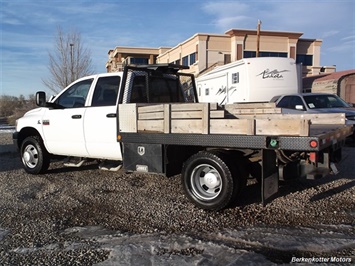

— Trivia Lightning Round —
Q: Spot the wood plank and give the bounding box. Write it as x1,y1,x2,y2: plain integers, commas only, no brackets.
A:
138,120,164,133
300,113,345,125
171,111,203,119
170,102,218,111
163,104,170,133
234,113,346,125
171,120,203,133
202,103,210,134
210,119,255,135
138,112,164,120
171,103,207,111
227,108,282,115
138,104,164,114
209,102,218,110
226,102,276,109
256,119,310,136
210,110,225,118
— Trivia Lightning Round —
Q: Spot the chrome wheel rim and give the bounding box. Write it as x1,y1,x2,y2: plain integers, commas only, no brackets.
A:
190,164,222,200
22,144,39,169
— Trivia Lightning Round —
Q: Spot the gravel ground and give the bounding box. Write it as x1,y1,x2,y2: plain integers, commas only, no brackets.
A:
0,132,354,265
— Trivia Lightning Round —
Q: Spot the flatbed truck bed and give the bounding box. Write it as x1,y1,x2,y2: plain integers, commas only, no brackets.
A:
117,101,353,209
117,102,352,151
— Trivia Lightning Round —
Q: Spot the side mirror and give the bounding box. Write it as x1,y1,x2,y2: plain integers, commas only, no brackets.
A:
36,91,46,107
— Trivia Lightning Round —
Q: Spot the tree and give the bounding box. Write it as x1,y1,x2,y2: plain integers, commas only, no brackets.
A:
42,27,94,93
0,94,37,125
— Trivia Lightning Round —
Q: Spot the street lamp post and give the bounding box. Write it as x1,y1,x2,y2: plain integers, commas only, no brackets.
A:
70,43,74,82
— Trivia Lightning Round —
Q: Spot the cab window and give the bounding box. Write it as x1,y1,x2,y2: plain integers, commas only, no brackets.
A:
277,96,305,110
56,79,93,108
91,76,120,106
277,96,292,108
289,96,305,110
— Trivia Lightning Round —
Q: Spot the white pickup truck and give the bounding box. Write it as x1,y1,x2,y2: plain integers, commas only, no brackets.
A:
13,64,353,210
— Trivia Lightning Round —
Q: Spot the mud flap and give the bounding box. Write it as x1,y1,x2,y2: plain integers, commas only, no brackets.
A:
261,149,279,206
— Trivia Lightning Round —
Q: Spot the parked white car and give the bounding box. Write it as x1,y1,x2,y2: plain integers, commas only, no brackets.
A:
271,93,355,138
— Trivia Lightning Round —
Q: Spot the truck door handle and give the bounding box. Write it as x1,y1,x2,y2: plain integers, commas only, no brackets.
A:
71,115,82,119
106,113,117,118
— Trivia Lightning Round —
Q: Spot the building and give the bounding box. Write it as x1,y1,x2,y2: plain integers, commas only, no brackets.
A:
106,28,332,77
106,46,171,72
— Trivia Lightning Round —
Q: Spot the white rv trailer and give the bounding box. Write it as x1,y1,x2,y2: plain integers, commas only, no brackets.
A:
196,57,301,105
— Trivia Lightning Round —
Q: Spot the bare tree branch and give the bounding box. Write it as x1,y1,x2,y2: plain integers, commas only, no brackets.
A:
42,27,94,94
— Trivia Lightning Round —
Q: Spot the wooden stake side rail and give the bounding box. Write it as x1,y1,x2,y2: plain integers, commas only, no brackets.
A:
118,102,347,137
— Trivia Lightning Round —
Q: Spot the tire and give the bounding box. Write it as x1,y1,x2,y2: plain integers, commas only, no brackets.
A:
181,151,235,211
228,158,248,202
20,136,50,174
248,161,262,184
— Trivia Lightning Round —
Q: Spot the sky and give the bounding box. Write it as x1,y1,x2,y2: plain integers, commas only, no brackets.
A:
0,0,354,97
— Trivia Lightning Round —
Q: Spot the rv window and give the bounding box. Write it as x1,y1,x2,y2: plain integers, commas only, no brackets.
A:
232,72,239,84
205,88,209,96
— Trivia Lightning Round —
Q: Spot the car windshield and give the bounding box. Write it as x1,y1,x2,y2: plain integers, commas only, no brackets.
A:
303,95,350,109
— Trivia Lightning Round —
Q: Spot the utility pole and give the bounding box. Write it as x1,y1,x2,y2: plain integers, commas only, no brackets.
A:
256,20,261,57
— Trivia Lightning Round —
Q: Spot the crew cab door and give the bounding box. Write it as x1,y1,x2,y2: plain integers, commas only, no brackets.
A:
42,78,93,156
83,75,122,160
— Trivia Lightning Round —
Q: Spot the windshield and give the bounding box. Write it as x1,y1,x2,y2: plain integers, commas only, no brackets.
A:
303,95,350,109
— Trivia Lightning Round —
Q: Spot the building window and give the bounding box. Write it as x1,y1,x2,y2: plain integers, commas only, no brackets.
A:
189,52,196,65
182,56,189,66
232,72,239,84
244,51,255,58
181,53,197,66
130,58,149,64
296,54,313,66
169,59,180,65
244,51,288,58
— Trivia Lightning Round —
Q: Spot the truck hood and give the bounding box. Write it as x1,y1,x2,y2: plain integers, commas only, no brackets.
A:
23,107,44,117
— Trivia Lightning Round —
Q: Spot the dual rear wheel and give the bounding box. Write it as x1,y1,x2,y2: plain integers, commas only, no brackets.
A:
181,151,246,211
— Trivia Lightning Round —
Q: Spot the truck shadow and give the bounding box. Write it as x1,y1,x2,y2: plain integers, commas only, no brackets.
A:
46,161,99,174
309,180,355,202
0,152,99,173
235,145,355,207
0,152,22,172
235,172,355,207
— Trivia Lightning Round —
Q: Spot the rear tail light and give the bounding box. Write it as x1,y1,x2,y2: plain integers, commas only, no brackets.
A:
310,140,318,148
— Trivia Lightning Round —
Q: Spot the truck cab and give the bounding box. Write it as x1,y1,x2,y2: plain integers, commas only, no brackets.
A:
18,72,123,162
14,64,197,174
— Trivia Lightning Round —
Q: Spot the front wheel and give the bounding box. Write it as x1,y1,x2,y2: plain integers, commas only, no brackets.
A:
181,151,235,211
20,136,50,174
